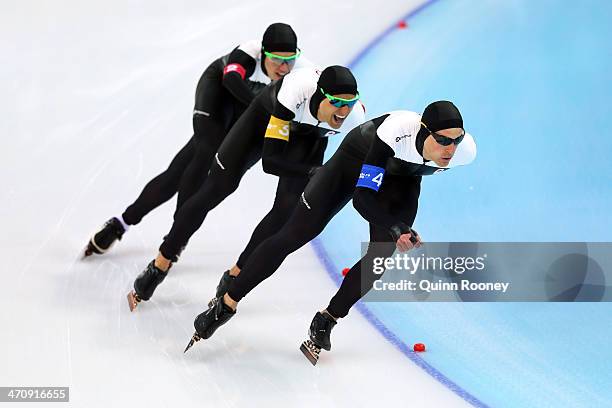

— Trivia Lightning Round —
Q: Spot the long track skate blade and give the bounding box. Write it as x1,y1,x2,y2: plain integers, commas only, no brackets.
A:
184,333,201,353
82,242,96,259
300,341,320,366
127,291,140,312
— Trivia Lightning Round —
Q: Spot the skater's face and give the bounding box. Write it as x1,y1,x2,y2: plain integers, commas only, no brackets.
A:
422,127,464,167
317,93,358,129
264,51,298,80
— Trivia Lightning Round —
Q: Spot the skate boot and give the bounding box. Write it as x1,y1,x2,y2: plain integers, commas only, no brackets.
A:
84,217,126,257
127,260,169,311
184,296,236,353
300,311,337,365
207,270,235,307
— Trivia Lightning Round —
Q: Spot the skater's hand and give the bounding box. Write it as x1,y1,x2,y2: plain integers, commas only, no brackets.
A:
396,229,421,252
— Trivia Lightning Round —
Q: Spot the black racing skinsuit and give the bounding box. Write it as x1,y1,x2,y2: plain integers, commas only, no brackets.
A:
158,77,332,263
227,115,433,318
121,45,269,225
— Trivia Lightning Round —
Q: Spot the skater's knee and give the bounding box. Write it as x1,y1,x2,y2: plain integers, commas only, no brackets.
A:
271,194,300,217
181,160,210,186
188,177,238,213
262,204,295,229
209,178,239,199
275,224,317,252
193,115,215,137
165,160,188,180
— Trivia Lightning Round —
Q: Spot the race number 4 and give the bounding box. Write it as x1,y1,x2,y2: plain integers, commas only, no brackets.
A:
356,164,385,191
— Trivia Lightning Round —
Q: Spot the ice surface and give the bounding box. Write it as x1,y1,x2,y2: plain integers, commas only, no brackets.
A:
0,1,468,407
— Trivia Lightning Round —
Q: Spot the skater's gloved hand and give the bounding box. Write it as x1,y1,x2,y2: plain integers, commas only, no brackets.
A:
390,223,421,252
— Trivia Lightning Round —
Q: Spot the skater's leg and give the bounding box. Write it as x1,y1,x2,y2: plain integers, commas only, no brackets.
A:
128,153,254,308
224,203,324,305
174,67,237,213
220,198,330,314
122,137,196,225
305,226,406,358
325,224,397,318
226,153,359,303
208,177,307,303
158,104,269,262
229,136,328,274
175,115,226,212
326,175,421,318
300,174,420,363
159,164,244,261
85,138,196,256
187,150,361,346
234,175,309,270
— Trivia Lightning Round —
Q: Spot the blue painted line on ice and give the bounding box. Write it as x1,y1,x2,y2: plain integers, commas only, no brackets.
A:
311,239,489,407
346,0,441,67
312,0,490,406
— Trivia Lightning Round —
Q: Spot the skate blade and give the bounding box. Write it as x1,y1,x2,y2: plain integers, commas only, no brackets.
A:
82,242,96,259
300,340,320,366
127,291,140,312
184,333,201,353
82,239,107,259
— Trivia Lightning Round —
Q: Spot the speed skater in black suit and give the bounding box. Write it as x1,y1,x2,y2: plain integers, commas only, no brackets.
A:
184,101,477,366
127,65,365,311
84,23,307,257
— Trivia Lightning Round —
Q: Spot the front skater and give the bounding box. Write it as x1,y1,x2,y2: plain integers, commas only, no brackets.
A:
84,23,305,257
184,101,476,365
127,65,365,311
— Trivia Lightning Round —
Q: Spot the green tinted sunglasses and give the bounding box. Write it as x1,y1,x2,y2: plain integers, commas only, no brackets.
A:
320,88,360,108
263,48,301,66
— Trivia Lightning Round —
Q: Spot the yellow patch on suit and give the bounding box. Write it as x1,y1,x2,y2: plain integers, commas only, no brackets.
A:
265,116,290,142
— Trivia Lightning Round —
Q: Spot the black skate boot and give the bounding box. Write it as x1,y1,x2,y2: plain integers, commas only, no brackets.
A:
300,311,337,365
184,296,236,353
127,260,169,311
84,217,126,257
207,270,235,307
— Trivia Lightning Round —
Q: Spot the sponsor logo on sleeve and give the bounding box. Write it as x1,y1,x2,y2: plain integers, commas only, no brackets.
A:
396,134,411,142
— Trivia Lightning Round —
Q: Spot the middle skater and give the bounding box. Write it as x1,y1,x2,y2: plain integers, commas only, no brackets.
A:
128,65,365,310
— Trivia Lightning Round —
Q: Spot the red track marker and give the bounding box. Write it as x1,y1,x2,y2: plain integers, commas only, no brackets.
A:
413,343,426,352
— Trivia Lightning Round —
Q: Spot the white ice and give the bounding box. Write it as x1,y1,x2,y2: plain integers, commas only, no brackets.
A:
0,1,469,406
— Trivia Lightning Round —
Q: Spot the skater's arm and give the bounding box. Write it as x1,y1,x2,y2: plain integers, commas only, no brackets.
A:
352,135,416,233
262,140,318,177
221,48,257,106
262,116,315,177
354,175,421,239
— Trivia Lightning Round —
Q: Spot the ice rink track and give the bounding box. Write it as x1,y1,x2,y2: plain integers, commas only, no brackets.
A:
3,1,610,406
319,1,612,407
1,1,471,407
